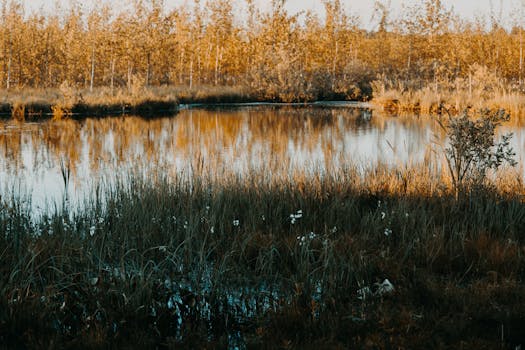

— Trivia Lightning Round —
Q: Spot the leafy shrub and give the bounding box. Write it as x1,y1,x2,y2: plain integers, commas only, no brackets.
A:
438,109,517,197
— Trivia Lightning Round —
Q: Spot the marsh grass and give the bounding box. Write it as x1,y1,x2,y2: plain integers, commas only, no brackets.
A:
371,72,525,122
1,163,525,348
0,85,258,120
0,86,178,119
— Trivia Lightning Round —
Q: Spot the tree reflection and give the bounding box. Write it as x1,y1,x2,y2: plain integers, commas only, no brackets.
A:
0,107,438,203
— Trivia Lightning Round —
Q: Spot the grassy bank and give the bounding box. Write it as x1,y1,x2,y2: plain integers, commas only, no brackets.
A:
7,77,525,122
372,86,525,120
0,85,258,120
371,73,525,121
0,88,177,120
0,83,370,120
0,84,361,120
1,164,525,349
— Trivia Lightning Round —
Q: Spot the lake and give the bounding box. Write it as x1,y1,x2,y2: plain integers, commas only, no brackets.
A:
0,103,523,213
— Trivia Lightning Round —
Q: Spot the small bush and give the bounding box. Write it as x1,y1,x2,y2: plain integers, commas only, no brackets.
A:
438,109,517,197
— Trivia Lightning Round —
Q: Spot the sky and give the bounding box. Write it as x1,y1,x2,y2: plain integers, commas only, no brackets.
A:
21,0,520,28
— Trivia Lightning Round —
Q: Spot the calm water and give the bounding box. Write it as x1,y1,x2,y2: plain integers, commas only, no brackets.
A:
0,104,524,212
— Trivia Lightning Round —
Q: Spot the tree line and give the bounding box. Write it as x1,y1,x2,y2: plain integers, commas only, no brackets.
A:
1,0,524,102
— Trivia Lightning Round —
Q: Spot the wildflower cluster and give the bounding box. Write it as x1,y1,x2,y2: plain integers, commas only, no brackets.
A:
378,200,393,237
290,210,303,224
88,216,105,237
297,231,317,246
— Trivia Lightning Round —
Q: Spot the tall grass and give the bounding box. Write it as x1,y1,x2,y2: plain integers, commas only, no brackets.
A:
0,85,258,120
372,68,525,121
1,163,525,348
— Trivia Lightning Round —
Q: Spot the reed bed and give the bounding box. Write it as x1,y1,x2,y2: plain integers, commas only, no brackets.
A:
371,72,525,122
373,86,525,121
0,85,258,120
1,162,525,349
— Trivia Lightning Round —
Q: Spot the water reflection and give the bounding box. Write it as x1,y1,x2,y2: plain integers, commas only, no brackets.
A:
1,105,520,211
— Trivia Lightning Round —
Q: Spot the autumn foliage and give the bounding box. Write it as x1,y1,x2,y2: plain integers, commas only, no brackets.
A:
1,0,525,103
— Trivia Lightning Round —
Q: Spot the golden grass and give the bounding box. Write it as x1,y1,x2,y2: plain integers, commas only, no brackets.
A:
0,85,258,119
373,85,525,119
371,68,525,121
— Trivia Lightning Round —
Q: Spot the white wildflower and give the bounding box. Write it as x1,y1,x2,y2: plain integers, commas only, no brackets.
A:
297,235,307,246
290,210,303,224
375,279,394,296
384,228,392,236
233,219,240,227
357,286,372,300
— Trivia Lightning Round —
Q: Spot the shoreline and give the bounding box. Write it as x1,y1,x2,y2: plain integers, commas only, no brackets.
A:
0,100,179,119
370,80,525,119
0,90,369,120
4,83,525,121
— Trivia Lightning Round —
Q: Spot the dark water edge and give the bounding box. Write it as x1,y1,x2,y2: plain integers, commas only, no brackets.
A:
179,101,370,109
0,100,179,119
0,99,371,120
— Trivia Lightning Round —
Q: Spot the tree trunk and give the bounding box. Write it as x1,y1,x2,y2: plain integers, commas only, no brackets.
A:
215,43,219,86
127,61,132,90
469,70,472,98
6,50,11,90
110,58,115,92
90,45,95,92
519,26,523,89
146,52,151,86
189,59,193,89
179,50,184,85
332,40,338,90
